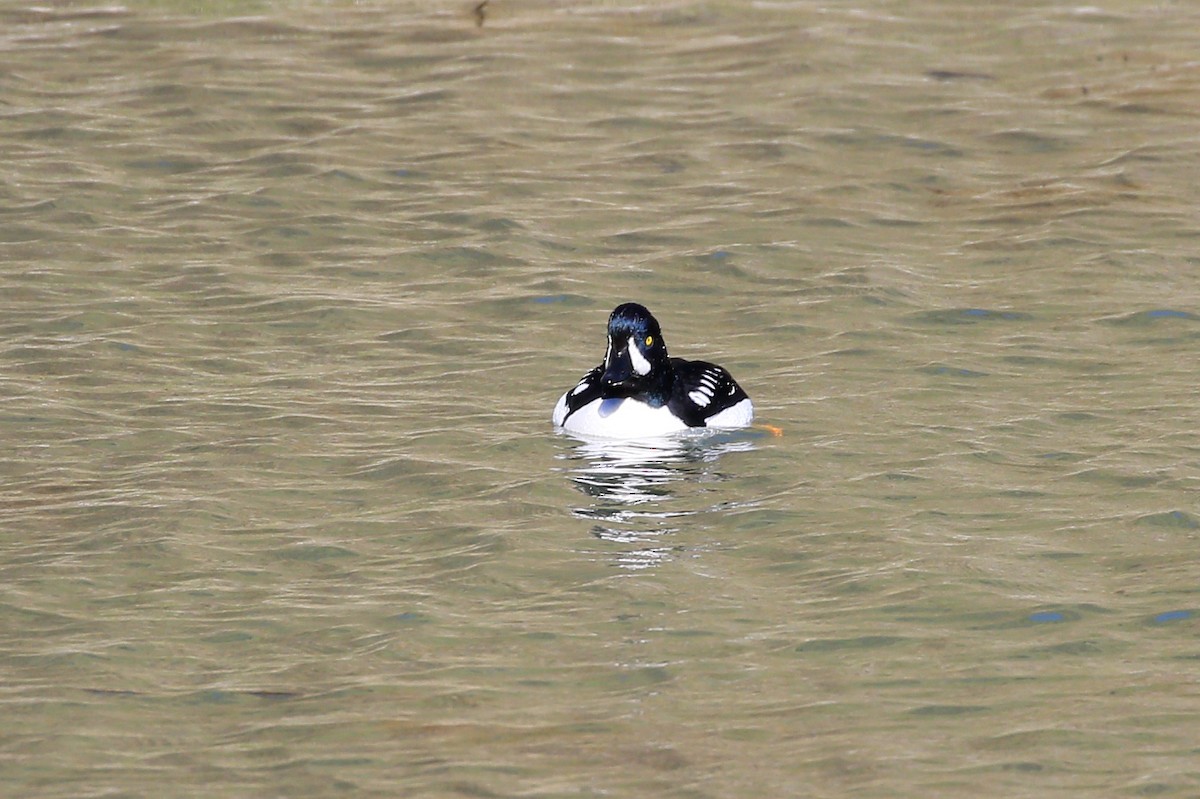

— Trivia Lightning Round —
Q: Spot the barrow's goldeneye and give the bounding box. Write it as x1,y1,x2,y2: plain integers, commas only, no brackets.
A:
552,302,754,438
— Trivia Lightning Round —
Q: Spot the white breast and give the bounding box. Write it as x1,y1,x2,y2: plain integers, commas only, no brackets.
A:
556,396,690,439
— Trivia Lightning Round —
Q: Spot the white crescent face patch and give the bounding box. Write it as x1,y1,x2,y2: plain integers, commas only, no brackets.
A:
627,337,651,375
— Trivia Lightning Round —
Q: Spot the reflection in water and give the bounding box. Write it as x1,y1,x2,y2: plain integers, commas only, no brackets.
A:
556,432,759,569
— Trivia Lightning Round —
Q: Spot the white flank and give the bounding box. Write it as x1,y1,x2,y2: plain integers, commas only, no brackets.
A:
627,337,651,376
705,397,754,429
552,391,570,426
688,389,711,407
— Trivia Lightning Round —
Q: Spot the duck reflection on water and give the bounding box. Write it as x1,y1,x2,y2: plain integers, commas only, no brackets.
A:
555,430,764,568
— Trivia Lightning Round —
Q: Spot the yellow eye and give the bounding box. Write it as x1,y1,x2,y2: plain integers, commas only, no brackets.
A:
645,335,654,347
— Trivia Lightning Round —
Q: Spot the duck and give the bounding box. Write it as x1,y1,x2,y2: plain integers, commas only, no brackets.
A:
552,302,754,438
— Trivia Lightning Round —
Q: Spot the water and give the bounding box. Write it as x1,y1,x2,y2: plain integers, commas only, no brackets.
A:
2,1,1198,796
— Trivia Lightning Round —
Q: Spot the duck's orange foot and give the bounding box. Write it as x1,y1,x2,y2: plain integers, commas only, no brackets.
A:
753,423,784,437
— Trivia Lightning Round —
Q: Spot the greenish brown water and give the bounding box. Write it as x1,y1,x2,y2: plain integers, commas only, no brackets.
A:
2,2,1198,797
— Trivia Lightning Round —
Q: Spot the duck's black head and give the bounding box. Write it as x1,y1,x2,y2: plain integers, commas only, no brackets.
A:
601,302,671,395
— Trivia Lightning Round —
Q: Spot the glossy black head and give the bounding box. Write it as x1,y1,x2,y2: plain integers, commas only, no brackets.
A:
601,302,670,391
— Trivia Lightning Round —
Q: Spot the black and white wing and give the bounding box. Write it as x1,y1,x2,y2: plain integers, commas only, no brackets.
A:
667,358,751,428
552,364,605,426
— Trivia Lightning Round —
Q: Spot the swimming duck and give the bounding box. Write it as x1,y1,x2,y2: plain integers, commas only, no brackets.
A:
552,302,753,438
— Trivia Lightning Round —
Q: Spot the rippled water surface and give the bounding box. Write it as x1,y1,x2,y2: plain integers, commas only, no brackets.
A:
3,1,1199,796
